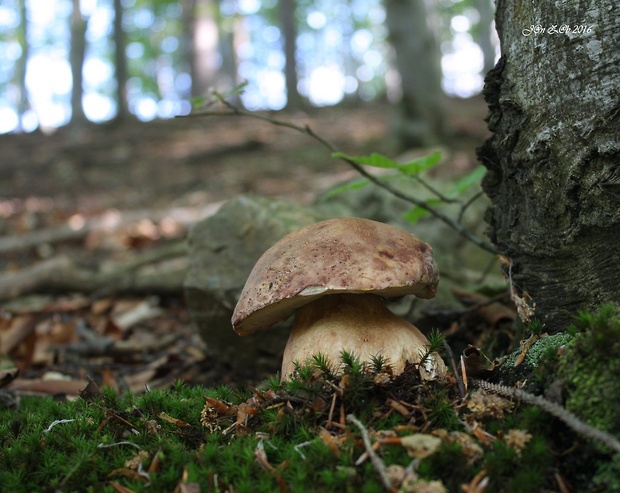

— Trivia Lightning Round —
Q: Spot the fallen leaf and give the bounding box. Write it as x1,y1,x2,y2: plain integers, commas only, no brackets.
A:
399,433,441,458
159,411,191,427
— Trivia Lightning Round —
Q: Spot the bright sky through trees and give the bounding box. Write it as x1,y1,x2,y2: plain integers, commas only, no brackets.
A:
0,0,494,133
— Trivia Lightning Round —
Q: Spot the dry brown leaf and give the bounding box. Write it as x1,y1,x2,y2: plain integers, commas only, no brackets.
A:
0,314,38,355
319,427,343,457
111,299,163,332
159,411,191,427
461,468,489,493
399,434,442,458
466,391,514,421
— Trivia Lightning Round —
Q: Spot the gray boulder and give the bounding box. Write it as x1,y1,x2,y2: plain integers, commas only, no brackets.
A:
184,195,331,375
185,177,501,377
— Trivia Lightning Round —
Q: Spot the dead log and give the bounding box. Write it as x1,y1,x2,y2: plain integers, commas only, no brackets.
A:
0,242,188,301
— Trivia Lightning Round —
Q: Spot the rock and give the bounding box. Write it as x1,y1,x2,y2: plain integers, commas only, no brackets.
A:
186,173,502,376
184,195,329,375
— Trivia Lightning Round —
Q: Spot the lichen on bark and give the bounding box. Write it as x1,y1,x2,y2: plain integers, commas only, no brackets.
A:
477,0,620,331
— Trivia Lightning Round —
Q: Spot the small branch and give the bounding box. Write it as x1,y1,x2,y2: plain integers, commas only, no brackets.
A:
411,174,460,205
472,379,620,454
0,242,188,301
458,189,485,224
444,340,466,402
343,160,498,254
347,414,394,491
186,102,499,255
42,419,76,434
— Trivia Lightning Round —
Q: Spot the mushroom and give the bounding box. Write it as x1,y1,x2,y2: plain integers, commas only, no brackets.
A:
231,217,446,380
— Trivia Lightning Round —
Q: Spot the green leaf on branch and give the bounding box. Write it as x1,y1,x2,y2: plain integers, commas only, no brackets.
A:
225,80,249,97
331,150,442,175
325,178,371,197
402,198,443,223
450,165,486,195
398,151,442,175
331,152,401,169
190,81,249,110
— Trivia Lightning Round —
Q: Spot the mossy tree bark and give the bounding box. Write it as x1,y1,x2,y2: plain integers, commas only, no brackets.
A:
477,1,620,331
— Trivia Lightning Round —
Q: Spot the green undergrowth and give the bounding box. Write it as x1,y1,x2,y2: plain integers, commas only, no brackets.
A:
1,306,620,492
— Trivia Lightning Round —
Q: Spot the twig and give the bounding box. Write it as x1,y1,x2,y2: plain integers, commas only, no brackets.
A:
97,441,142,450
0,243,187,301
458,189,485,224
444,340,466,402
42,419,76,434
186,102,499,255
471,379,620,454
347,414,394,491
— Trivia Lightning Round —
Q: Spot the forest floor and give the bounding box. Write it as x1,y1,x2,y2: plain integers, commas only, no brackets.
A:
0,96,491,393
2,97,618,493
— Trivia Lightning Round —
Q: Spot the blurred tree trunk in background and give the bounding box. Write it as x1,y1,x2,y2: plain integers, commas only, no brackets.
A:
113,0,129,120
217,5,241,102
279,0,303,109
69,0,87,123
15,0,29,130
478,0,620,331
474,0,496,75
189,0,220,97
180,0,196,98
384,0,444,148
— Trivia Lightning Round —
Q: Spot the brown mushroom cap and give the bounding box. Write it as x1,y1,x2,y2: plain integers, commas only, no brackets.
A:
231,217,439,336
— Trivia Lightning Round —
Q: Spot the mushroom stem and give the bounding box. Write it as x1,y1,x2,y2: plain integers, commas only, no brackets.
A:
281,293,443,379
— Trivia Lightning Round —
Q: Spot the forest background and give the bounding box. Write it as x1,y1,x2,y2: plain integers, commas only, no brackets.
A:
0,0,499,388
1,0,496,137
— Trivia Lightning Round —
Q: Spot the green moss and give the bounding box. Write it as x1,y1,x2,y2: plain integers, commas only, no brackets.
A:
592,453,620,493
557,304,620,436
495,331,573,389
418,441,472,490
2,312,619,493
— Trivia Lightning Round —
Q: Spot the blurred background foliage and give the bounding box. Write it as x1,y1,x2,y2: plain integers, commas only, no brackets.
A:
0,0,497,140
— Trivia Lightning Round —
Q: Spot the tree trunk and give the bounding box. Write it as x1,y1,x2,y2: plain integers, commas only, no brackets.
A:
69,0,87,123
113,0,129,120
477,0,620,331
474,0,496,76
15,0,29,130
190,0,220,97
279,0,303,109
218,6,241,103
384,0,445,148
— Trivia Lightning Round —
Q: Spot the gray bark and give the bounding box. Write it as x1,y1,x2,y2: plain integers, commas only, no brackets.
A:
477,0,620,331
113,0,129,119
70,0,87,123
15,0,29,130
384,0,445,148
279,0,303,109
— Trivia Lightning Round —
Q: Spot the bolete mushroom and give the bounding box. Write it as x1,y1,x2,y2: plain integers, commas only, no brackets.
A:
231,217,446,380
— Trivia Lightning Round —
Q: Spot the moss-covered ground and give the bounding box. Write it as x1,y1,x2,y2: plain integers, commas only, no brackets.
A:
1,305,619,492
